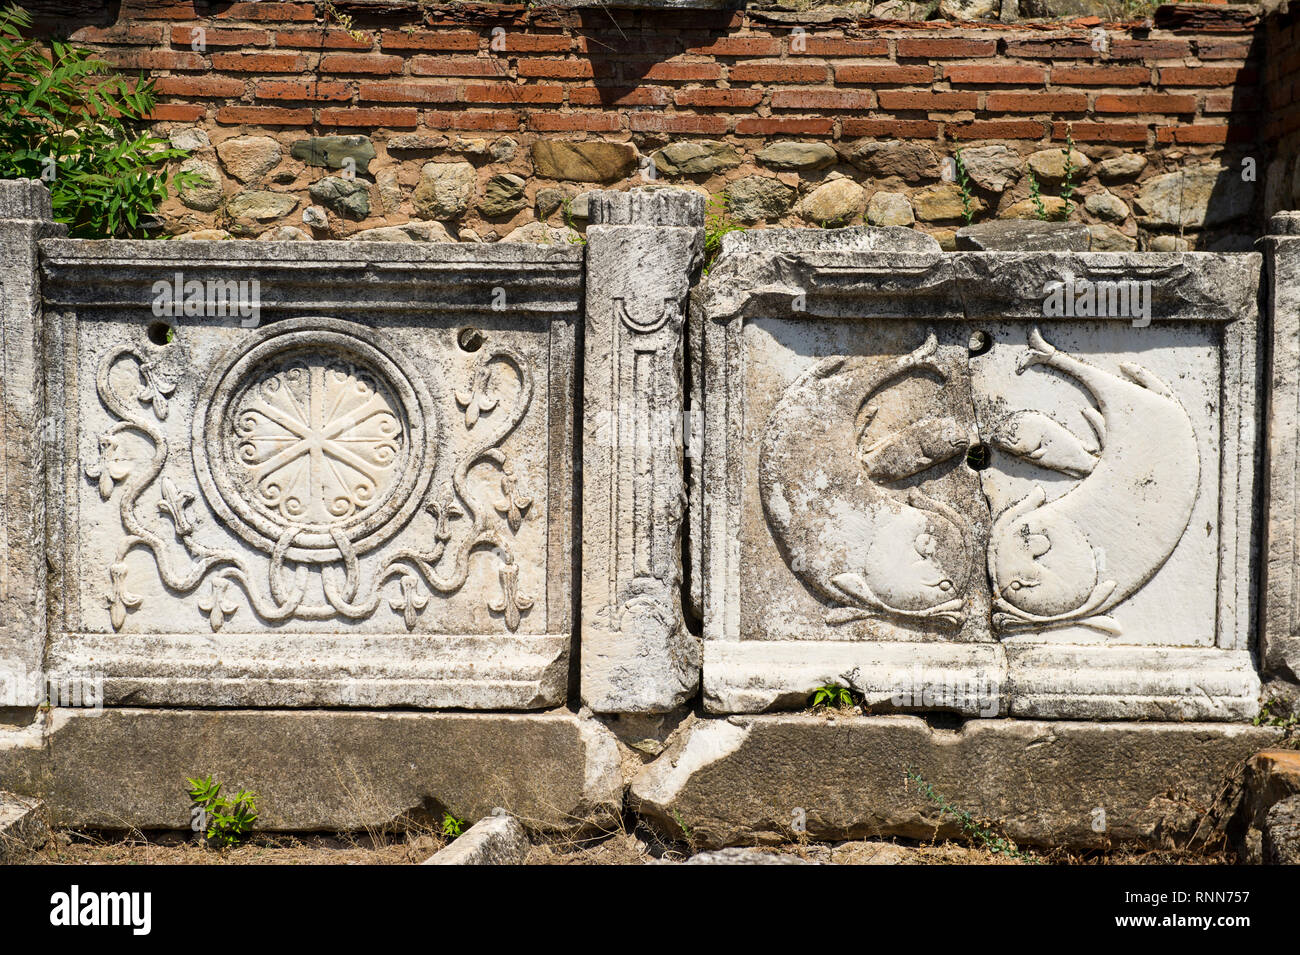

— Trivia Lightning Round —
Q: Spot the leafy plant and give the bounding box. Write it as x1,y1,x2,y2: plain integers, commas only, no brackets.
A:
907,770,1038,863
561,197,586,245
186,775,258,849
0,4,198,238
1059,129,1078,220
440,811,466,839
703,192,746,274
953,147,976,227
1027,170,1048,222
1254,697,1299,747
809,683,858,711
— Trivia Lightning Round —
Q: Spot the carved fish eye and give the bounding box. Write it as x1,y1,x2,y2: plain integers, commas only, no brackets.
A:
938,580,953,592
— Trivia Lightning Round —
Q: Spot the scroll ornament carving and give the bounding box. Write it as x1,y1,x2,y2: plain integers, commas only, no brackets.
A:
86,320,538,634
760,329,1200,636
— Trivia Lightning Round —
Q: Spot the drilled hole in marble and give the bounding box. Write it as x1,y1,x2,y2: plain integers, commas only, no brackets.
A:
147,322,174,346
967,330,992,356
457,327,484,352
966,442,990,471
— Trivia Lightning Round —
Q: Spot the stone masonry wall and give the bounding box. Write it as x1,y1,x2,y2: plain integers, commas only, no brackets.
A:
30,1,1278,250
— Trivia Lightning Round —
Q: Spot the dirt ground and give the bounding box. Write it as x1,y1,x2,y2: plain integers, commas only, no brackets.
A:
20,825,1233,866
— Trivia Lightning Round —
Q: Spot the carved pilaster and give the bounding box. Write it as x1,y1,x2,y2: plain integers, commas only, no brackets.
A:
581,188,704,712
0,180,64,707
1262,211,1300,690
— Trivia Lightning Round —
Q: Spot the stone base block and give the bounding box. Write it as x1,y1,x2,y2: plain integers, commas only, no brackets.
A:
630,714,1280,849
1005,644,1260,721
0,708,620,833
704,641,1006,716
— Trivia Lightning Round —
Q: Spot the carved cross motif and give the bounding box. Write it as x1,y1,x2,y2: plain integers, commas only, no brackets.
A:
233,361,403,527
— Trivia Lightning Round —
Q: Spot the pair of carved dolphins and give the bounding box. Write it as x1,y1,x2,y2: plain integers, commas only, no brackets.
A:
759,329,1201,634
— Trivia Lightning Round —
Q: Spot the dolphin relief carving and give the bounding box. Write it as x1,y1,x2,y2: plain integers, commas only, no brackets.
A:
759,334,978,629
987,328,1200,635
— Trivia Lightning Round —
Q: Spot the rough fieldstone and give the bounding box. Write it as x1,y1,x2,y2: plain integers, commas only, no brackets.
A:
630,715,1278,849
940,0,1000,18
1026,148,1091,184
308,177,370,220
1097,153,1147,181
866,191,914,226
386,133,449,153
726,175,795,222
376,169,403,216
349,221,455,243
1084,190,1129,222
422,809,530,865
501,221,582,244
1135,165,1255,228
796,176,865,224
956,219,1090,251
532,141,638,183
958,144,1021,192
216,135,282,185
870,0,932,15
481,173,528,217
491,137,518,162
290,135,376,174
168,126,210,152
1001,195,1069,220
412,161,476,220
1263,795,1300,864
1147,234,1191,251
0,709,622,833
178,158,222,212
912,181,985,221
1087,223,1137,251
175,228,232,240
756,142,838,171
844,140,940,182
301,205,329,229
651,141,741,177
261,225,312,241
536,187,571,219
226,190,297,222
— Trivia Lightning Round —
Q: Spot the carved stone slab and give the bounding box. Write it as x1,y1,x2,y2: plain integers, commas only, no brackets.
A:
39,240,580,709
694,229,1262,719
0,181,65,707
581,189,704,713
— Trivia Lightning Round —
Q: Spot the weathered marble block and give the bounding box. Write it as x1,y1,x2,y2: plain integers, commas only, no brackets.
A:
37,238,580,709
693,228,1263,720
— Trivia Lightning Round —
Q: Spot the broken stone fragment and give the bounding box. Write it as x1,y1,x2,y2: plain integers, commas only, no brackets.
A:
422,809,530,865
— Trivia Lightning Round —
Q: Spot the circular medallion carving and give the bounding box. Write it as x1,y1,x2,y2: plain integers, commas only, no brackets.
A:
193,318,436,563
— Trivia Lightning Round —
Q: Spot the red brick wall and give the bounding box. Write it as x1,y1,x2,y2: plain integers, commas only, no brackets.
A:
41,0,1270,248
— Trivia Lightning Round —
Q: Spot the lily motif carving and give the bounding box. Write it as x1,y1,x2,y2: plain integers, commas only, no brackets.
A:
493,461,532,534
488,562,534,633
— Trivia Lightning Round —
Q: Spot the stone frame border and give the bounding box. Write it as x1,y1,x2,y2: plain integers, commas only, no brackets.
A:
692,229,1263,719
36,237,582,710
